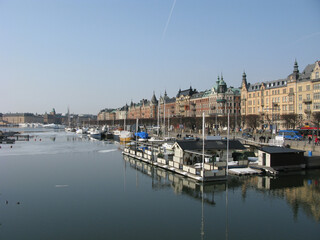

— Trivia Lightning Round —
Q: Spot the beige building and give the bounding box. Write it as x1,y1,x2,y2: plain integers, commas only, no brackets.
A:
3,113,44,124
241,60,320,129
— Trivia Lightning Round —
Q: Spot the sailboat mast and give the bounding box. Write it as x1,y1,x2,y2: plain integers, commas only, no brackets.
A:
202,112,205,182
168,109,170,137
163,98,166,136
227,112,229,176
157,99,160,136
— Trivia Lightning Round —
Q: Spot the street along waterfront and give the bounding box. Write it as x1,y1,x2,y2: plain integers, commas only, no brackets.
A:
0,129,319,239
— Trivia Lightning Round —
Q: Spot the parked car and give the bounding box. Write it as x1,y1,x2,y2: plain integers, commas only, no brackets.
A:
242,133,253,139
184,135,199,141
278,130,303,140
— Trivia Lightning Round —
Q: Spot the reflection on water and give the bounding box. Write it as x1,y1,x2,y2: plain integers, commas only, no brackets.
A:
0,129,319,239
123,155,224,205
124,155,320,222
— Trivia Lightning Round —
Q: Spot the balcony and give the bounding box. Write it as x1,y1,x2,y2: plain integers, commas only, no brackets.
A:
216,99,226,103
304,109,311,114
303,99,312,104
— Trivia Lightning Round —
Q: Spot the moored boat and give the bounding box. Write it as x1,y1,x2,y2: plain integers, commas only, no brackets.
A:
89,129,102,140
119,131,132,142
113,130,121,141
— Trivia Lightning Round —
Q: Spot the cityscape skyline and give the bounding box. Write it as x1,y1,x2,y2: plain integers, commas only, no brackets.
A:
1,0,319,114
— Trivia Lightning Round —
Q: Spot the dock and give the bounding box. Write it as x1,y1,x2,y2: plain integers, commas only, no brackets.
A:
14,134,30,141
122,148,227,182
249,165,279,175
0,137,15,144
228,167,261,176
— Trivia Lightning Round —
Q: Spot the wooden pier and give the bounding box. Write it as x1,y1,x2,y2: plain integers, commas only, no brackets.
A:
249,165,279,175
228,167,261,176
14,134,30,141
0,137,15,144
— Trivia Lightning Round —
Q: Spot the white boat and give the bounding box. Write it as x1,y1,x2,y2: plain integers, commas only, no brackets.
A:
113,130,121,141
119,131,133,142
65,127,75,132
43,124,65,129
148,136,164,142
162,142,174,150
89,129,102,140
76,127,88,134
138,138,148,142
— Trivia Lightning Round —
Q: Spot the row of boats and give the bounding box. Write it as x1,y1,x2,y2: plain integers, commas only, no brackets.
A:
65,126,175,150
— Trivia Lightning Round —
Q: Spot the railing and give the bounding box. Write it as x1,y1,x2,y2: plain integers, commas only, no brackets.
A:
304,109,311,114
303,99,312,104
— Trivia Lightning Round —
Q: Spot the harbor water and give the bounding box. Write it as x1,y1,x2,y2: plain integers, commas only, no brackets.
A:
0,128,319,240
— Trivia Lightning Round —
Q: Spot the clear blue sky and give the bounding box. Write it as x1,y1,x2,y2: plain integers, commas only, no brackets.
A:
1,0,319,114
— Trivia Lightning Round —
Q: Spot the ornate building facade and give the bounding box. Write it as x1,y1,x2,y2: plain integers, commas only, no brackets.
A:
241,60,320,129
98,76,240,130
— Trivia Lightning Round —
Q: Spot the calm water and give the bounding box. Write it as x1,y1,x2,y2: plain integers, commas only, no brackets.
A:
0,129,319,240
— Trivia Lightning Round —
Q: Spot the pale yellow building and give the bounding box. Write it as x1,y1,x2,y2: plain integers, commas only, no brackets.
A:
241,60,320,129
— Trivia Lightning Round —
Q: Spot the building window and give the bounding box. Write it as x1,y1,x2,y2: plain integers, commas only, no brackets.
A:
289,105,294,111
289,96,293,102
290,88,294,93
266,91,268,96
298,86,302,92
314,103,320,110
299,95,302,101
316,72,319,79
307,94,311,100
249,94,251,98
283,89,286,94
314,92,320,100
306,85,311,91
299,104,302,111
314,83,320,90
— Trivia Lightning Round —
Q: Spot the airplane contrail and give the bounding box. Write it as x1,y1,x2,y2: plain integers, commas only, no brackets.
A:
289,31,320,47
162,0,177,41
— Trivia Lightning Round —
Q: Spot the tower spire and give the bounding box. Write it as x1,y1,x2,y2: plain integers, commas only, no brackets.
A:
242,71,248,90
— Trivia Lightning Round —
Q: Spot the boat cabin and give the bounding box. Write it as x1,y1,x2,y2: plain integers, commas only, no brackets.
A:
172,140,246,166
258,147,305,170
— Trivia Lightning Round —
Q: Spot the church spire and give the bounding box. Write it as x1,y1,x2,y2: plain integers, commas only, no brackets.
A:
293,59,299,80
242,71,248,90
294,59,299,74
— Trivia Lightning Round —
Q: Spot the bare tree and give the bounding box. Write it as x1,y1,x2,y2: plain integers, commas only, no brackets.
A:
312,112,320,136
218,116,228,128
281,113,298,129
245,114,261,130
